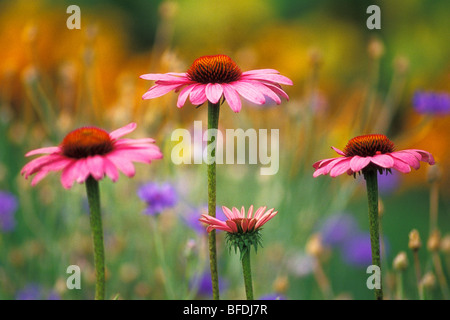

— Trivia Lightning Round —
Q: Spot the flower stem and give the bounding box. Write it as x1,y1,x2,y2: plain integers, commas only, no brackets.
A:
207,101,220,300
363,169,383,300
85,176,105,300
241,249,254,300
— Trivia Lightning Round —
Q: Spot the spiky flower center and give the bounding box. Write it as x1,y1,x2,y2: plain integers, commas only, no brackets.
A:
344,134,395,157
61,127,114,159
187,55,242,84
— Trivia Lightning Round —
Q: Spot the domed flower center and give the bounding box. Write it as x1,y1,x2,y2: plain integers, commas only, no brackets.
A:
61,127,114,159
187,55,242,84
344,134,395,157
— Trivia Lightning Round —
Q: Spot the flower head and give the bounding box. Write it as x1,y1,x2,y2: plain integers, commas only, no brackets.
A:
313,134,435,178
140,54,293,113
413,91,450,115
0,191,18,232
199,205,278,258
21,123,163,189
137,181,178,216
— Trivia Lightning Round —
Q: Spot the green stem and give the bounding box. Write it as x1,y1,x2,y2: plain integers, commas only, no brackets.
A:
85,176,105,300
150,217,175,299
241,249,254,300
207,101,220,300
363,169,383,300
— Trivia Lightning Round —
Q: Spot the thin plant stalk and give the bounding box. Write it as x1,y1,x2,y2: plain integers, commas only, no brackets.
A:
241,250,254,300
363,169,383,300
207,101,220,300
85,176,105,300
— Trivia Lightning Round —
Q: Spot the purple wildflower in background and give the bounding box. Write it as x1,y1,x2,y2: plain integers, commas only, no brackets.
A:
15,284,60,300
0,191,18,232
377,171,401,195
189,271,228,299
318,212,359,247
137,182,178,216
413,91,450,115
340,232,389,268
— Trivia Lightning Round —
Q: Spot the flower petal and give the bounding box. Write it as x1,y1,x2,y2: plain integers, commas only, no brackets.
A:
222,84,242,112
205,83,224,104
230,81,266,105
370,154,395,169
25,146,61,157
349,156,371,172
109,123,137,140
142,83,184,100
329,158,352,177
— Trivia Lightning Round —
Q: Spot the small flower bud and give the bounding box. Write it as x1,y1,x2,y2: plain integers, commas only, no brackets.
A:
427,164,442,184
427,230,441,252
420,272,436,289
305,233,324,258
408,229,421,251
273,275,289,294
393,251,408,271
368,37,384,60
440,234,450,254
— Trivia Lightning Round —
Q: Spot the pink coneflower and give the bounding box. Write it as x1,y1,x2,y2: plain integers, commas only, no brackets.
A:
312,134,435,300
199,205,278,234
313,134,435,178
200,204,278,300
140,54,293,112
21,123,163,189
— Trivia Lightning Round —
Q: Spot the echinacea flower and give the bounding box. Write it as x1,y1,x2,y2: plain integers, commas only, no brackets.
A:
313,134,435,300
200,205,278,300
312,134,435,178
140,54,293,112
21,122,163,189
138,181,178,216
21,122,162,300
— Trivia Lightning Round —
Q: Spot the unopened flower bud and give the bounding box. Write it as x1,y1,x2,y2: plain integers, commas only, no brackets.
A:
273,275,289,294
427,230,441,252
408,229,421,251
393,251,408,271
368,37,384,59
440,234,450,254
306,233,324,258
420,272,436,289
427,164,442,184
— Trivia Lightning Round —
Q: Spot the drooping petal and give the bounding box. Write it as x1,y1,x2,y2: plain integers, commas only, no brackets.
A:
241,72,293,86
25,146,61,157
139,73,189,82
331,147,346,156
370,154,395,169
86,155,106,180
142,83,185,100
205,83,224,104
231,81,266,105
390,152,420,170
109,123,137,140
349,156,371,172
189,84,208,105
177,84,198,108
329,158,352,177
405,149,435,165
222,84,242,112
391,157,412,173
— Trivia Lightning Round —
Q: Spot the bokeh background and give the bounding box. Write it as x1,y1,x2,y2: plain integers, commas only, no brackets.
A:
0,0,449,300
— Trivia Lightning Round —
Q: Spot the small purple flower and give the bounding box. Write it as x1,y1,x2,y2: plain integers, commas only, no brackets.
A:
15,283,61,300
189,271,228,299
340,232,389,268
318,212,359,247
137,182,178,216
413,91,450,115
258,293,287,300
0,190,18,232
378,171,401,195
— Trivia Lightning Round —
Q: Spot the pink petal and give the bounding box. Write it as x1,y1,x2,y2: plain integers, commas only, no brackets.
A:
370,154,395,169
86,155,106,180
254,206,268,220
177,84,198,108
189,84,207,105
222,206,235,220
109,123,137,140
329,158,352,177
231,81,266,105
391,157,412,173
60,159,81,189
139,73,189,82
247,205,254,219
405,149,435,165
243,80,282,104
331,147,346,156
241,69,281,76
222,84,242,112
349,156,371,172
226,220,238,233
106,153,136,177
390,152,420,170
241,219,249,232
241,73,293,86
102,157,119,182
25,146,61,157
205,83,224,104
142,83,184,100
260,82,289,101
232,207,242,219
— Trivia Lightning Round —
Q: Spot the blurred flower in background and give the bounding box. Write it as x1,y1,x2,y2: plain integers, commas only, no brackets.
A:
15,283,60,300
181,204,224,234
189,270,228,299
413,91,450,115
138,181,178,216
0,191,18,232
317,212,359,247
340,232,389,268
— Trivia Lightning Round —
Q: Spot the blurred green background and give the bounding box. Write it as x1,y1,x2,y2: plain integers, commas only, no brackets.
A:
0,0,449,300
